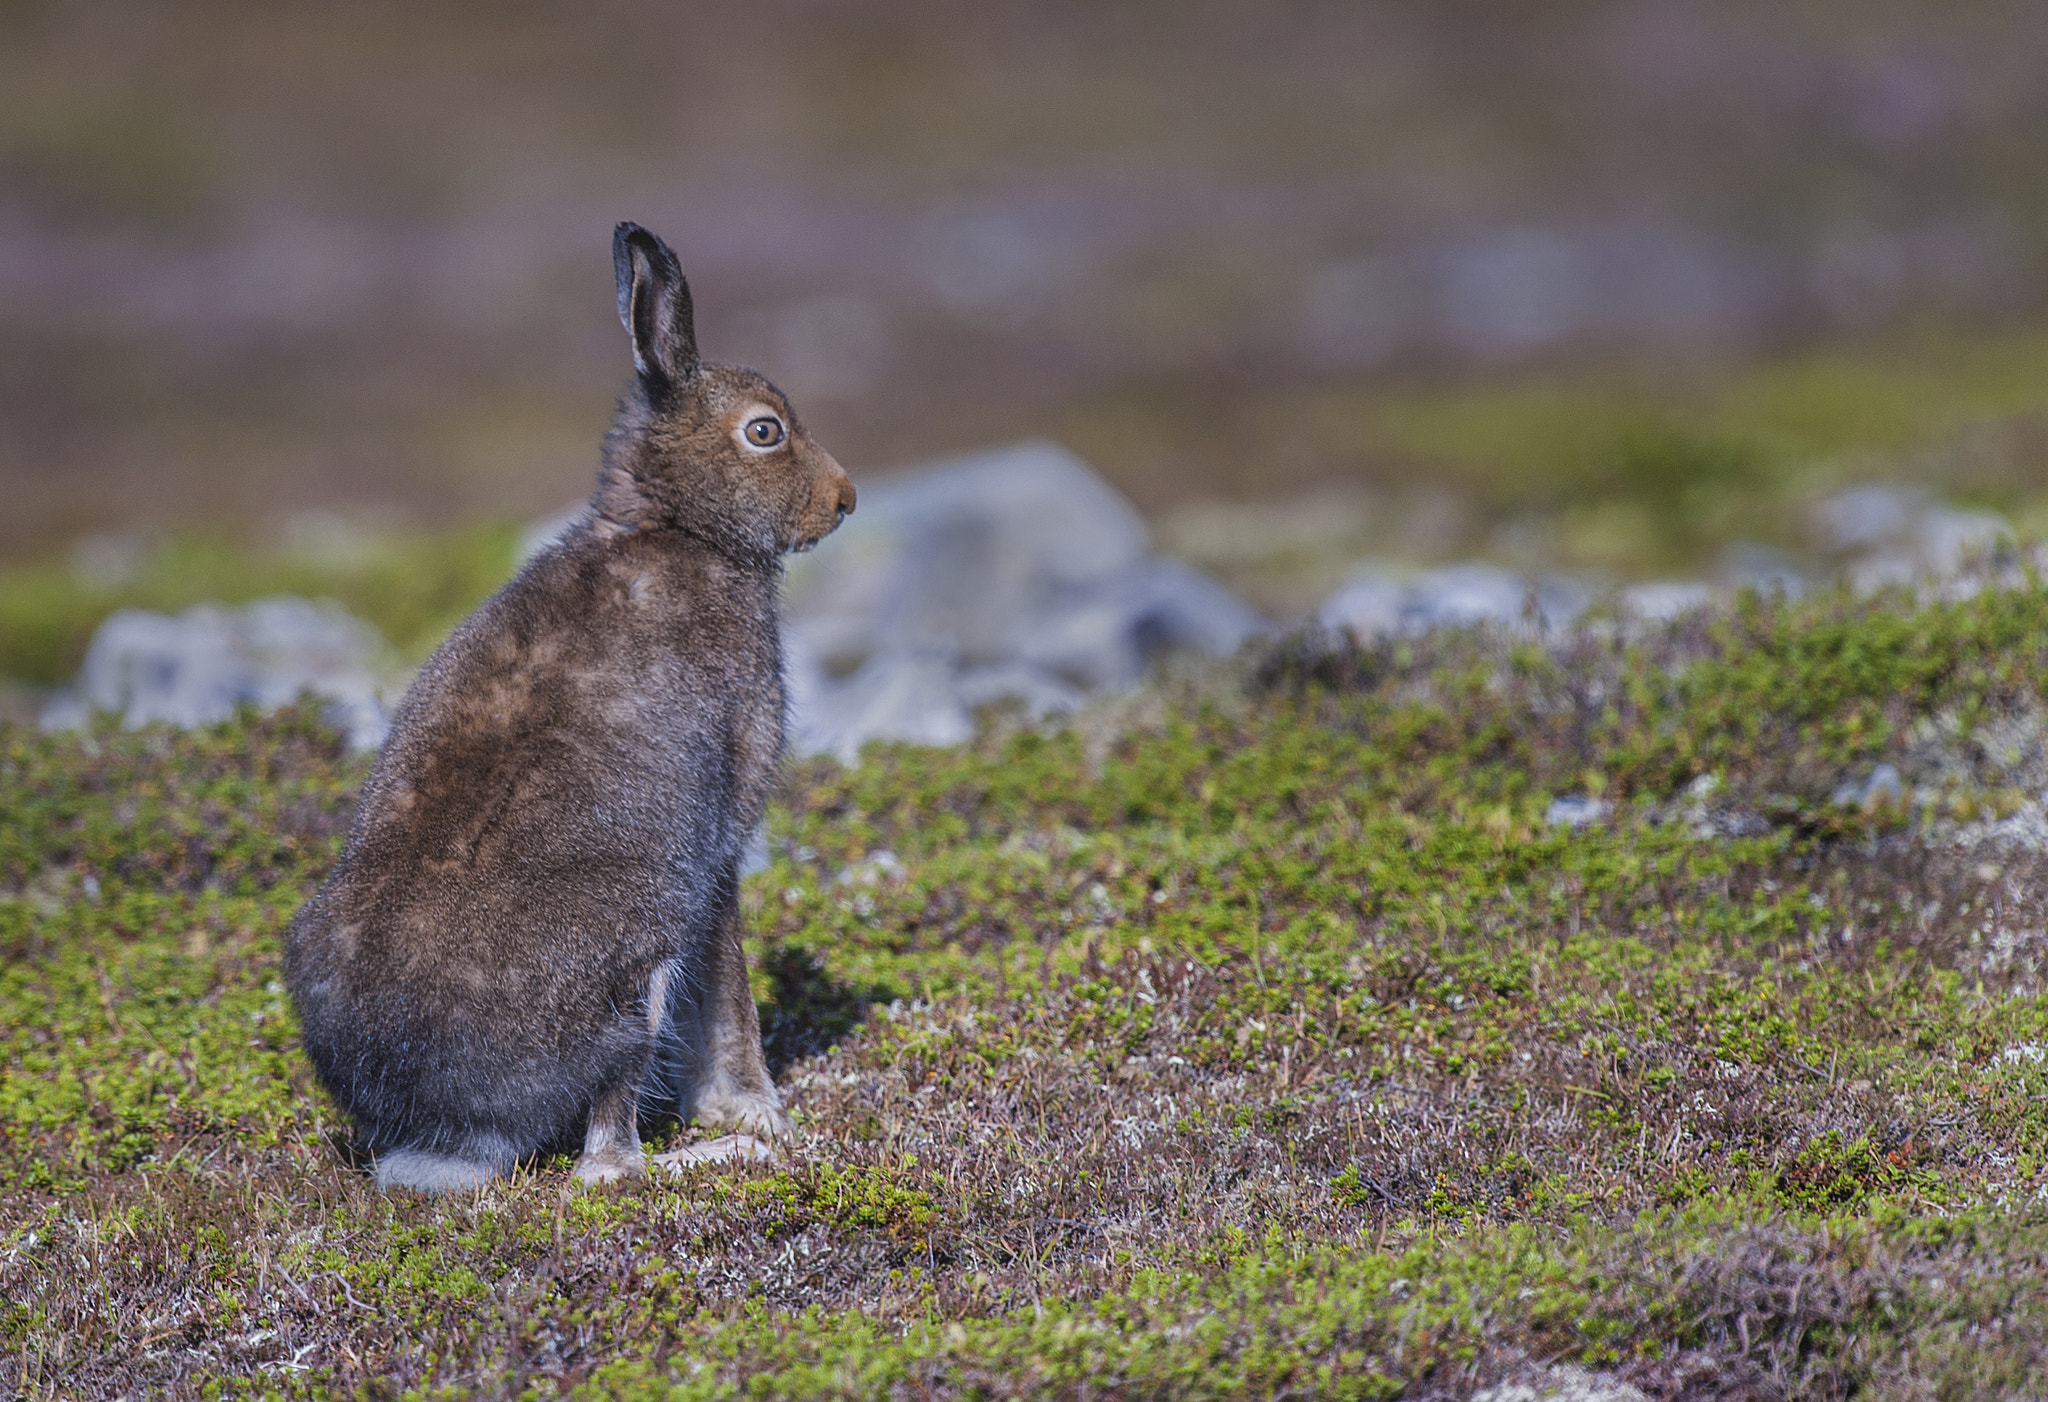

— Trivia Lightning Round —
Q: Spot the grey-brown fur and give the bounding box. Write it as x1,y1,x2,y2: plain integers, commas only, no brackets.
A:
285,223,855,1192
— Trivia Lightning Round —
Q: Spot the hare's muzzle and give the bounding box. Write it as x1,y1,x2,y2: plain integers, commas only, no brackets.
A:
792,457,856,551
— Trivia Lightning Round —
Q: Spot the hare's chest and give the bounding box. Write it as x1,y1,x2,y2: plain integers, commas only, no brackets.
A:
594,613,779,735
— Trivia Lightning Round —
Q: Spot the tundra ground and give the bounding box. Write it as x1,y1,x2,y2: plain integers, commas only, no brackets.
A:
11,586,2048,1398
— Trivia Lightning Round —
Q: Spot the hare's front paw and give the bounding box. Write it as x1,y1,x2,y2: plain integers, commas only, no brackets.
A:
651,1134,777,1172
696,1090,793,1144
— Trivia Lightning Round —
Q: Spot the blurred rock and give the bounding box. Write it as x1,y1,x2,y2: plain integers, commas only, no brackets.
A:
1314,574,1402,640
1811,483,1923,551
1919,506,2013,575
1846,551,1922,592
1316,563,1590,640
956,662,1089,718
1545,795,1609,828
1620,580,1717,622
782,442,1264,761
1409,564,1532,628
1809,485,2015,592
1473,1365,1648,1402
42,597,399,749
1833,762,1906,811
1720,541,1809,595
1307,484,2024,653
1844,505,2013,591
786,441,1146,683
835,850,904,886
790,646,975,764
67,463,2030,773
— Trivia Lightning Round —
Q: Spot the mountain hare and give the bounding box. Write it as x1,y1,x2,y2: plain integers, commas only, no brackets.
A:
285,223,856,1192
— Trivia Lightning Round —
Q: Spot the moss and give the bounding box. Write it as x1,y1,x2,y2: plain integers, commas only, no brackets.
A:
733,1160,941,1243
1772,1131,1945,1216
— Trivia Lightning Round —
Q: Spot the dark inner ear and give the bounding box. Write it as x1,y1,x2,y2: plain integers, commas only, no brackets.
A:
612,222,700,387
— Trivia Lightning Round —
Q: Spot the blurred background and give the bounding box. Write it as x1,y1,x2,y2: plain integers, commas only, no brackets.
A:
10,0,2048,693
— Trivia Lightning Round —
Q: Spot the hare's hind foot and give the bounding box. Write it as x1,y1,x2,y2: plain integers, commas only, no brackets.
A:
576,1079,650,1186
573,1145,647,1186
652,1134,776,1172
374,1150,500,1194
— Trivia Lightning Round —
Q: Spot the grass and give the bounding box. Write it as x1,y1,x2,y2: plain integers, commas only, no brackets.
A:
12,579,2048,1395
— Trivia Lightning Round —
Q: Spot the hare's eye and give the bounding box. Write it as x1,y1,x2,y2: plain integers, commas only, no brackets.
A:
743,416,785,449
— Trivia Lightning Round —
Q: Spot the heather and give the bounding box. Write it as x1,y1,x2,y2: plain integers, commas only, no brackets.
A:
11,581,2048,1397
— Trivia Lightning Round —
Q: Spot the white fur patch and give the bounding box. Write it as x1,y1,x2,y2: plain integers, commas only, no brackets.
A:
374,1150,497,1194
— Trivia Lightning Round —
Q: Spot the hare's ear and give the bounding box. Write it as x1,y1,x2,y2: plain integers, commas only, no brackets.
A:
612,222,700,387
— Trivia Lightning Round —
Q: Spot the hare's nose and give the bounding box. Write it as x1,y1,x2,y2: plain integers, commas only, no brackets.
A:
834,477,857,523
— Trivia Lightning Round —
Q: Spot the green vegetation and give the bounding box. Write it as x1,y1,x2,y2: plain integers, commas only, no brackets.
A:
12,581,2048,1396
0,523,521,686
1094,329,2048,615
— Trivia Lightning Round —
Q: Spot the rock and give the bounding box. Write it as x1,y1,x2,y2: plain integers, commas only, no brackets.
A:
785,442,1146,675
1919,506,2012,576
1472,1365,1648,1402
1545,795,1609,828
1658,770,1766,838
1720,541,1808,595
1810,484,1923,552
782,442,1263,759
1845,505,2014,592
1620,580,1717,622
1832,762,1905,811
1130,558,1267,659
956,661,1089,718
1316,563,1589,641
1314,571,1407,639
41,597,399,750
790,647,974,764
835,850,904,886
1807,485,2015,592
1408,563,1532,628
1845,550,1921,593
1310,485,2016,652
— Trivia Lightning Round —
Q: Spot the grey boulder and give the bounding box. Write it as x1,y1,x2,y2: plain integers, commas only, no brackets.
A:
41,597,399,750
783,442,1263,761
